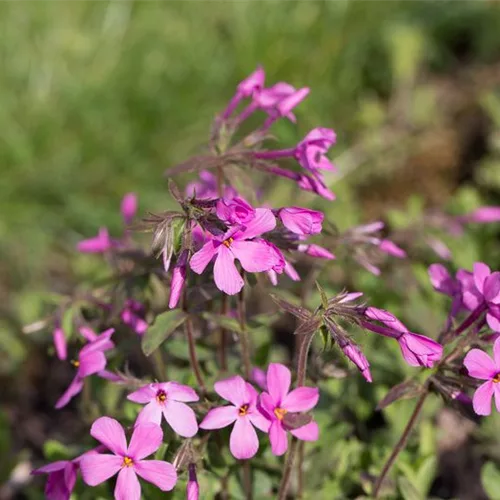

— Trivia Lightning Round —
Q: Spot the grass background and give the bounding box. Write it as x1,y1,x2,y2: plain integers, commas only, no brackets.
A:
1,1,500,498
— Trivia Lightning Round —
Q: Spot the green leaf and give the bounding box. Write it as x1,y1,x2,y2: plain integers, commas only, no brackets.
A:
141,310,187,356
202,313,243,334
398,476,424,500
416,456,437,497
44,440,73,461
481,462,500,500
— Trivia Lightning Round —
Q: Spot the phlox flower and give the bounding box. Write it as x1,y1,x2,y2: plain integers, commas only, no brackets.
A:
127,381,199,438
190,208,280,295
468,263,500,331
297,243,335,260
80,417,177,499
121,192,137,225
185,170,236,200
278,207,324,235
378,239,406,259
259,363,319,456
294,128,336,174
52,326,67,361
464,337,500,415
461,206,500,224
216,197,255,226
77,227,113,253
187,463,199,500
121,300,148,335
199,375,270,460
55,328,114,409
169,250,188,309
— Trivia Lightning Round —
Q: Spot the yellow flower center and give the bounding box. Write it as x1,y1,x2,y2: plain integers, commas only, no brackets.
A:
156,390,167,403
122,456,133,467
238,404,249,416
71,360,80,367
223,237,234,248
274,407,287,420
493,374,500,383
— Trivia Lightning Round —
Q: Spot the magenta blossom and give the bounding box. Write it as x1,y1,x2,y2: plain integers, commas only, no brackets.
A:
199,376,270,460
121,193,137,225
80,417,177,499
187,464,199,500
190,208,280,295
378,239,406,259
222,67,265,120
185,170,237,200
342,344,372,382
464,337,500,415
53,326,67,361
298,243,335,260
297,172,335,200
295,128,336,174
254,82,304,123
77,227,113,253
278,207,324,235
469,263,500,331
461,206,500,224
127,381,199,438
362,308,443,368
216,197,255,226
169,250,188,309
121,300,148,335
55,328,114,409
259,363,319,456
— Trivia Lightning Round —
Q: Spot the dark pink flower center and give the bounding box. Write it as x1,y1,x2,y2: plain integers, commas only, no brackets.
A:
122,456,133,468
238,404,249,416
274,407,287,420
223,237,234,248
493,373,500,383
156,390,167,403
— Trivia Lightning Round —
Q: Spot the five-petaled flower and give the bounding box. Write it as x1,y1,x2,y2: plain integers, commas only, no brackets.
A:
464,337,500,415
199,375,270,459
80,417,177,500
127,381,199,438
258,363,319,456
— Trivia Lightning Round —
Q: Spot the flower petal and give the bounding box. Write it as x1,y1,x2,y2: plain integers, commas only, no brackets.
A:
189,241,217,275
55,376,84,409
78,351,107,378
135,400,162,426
127,384,156,404
80,454,122,486
266,363,291,406
53,328,67,361
231,240,278,273
127,423,163,461
115,467,140,500
282,387,319,412
229,417,259,460
473,262,491,294
472,381,494,416
32,461,69,475
494,337,500,368
163,401,198,438
487,312,500,333
238,208,276,239
213,246,244,295
464,349,497,380
214,375,249,406
290,420,319,441
90,417,128,455
163,382,199,402
258,392,276,420
199,406,238,430
248,410,271,433
134,460,177,491
494,384,500,413
484,273,500,303
269,420,288,456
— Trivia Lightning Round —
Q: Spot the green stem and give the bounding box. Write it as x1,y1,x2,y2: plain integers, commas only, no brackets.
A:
219,294,228,371
237,275,251,380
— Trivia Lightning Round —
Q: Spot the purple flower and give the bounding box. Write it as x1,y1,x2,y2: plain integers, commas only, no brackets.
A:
278,207,324,235
121,193,137,225
199,376,270,460
363,308,443,368
378,239,406,259
53,326,67,361
259,363,319,456
342,344,372,382
121,300,148,335
222,67,265,120
464,337,500,415
169,250,188,309
32,460,78,500
216,197,256,226
470,263,500,331
298,243,335,260
77,228,113,253
254,82,303,123
187,464,199,500
295,128,336,174
55,329,115,409
190,208,280,295
80,417,177,499
127,381,199,438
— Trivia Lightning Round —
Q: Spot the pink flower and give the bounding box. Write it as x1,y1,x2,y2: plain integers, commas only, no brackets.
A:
342,344,372,382
169,250,188,309
470,263,500,331
32,460,77,500
121,300,148,335
80,417,177,499
77,228,113,253
55,329,114,409
259,363,319,456
53,326,67,361
199,376,270,460
462,206,500,224
378,239,406,258
278,207,324,235
297,172,335,200
127,381,199,438
216,197,256,226
298,243,335,260
190,208,279,295
464,337,500,415
254,82,303,123
187,464,199,500
121,193,137,225
295,128,336,174
237,66,265,99
185,170,236,200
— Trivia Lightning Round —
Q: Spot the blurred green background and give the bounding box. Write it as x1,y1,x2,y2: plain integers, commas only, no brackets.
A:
2,1,500,498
